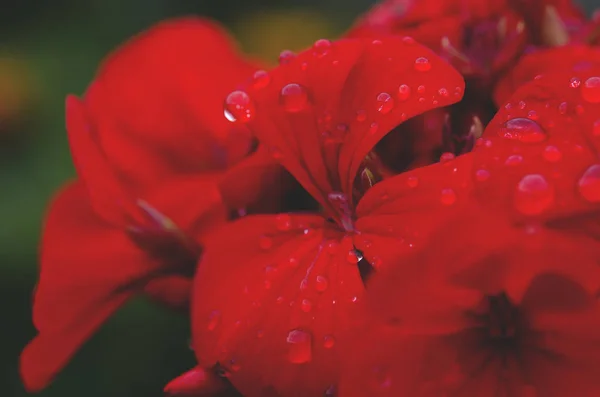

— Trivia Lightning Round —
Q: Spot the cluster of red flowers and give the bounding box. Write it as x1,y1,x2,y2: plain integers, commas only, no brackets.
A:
19,0,600,396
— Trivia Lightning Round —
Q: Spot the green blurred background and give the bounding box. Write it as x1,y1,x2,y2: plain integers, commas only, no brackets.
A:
0,0,595,396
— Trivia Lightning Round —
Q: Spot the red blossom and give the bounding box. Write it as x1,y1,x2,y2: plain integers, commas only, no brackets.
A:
190,36,469,397
19,17,286,392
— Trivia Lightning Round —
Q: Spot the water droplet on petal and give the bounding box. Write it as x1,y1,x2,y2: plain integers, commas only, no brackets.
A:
578,164,600,202
440,188,457,206
414,57,431,72
407,176,419,188
417,85,426,94
475,169,491,182
275,214,292,231
438,87,449,97
398,84,411,101
207,310,221,331
559,102,568,114
569,77,581,88
582,76,600,103
594,120,600,136
402,36,415,44
315,275,329,292
280,83,309,112
376,92,394,114
313,39,332,57
323,335,335,348
279,50,296,65
287,329,312,363
542,146,562,162
346,250,358,264
326,240,339,254
356,109,367,122
499,118,547,143
527,110,538,120
505,154,524,166
252,70,270,89
440,152,455,163
301,299,312,312
224,91,255,123
368,122,379,134
259,235,273,250
514,174,555,215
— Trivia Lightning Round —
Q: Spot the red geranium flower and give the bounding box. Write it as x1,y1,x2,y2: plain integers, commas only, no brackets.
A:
20,17,288,392
338,67,600,397
188,36,470,397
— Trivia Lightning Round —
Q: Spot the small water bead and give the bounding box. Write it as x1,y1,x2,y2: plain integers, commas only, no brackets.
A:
440,152,455,163
279,50,296,65
593,119,600,136
368,122,379,134
407,176,419,188
417,85,426,94
582,76,600,103
376,92,394,114
301,299,312,312
578,164,600,202
207,310,221,331
475,169,491,182
315,275,329,292
252,70,270,89
398,84,411,101
499,118,547,143
505,102,513,110
402,36,415,44
569,77,581,88
356,109,367,122
323,335,336,349
280,83,309,112
313,39,332,57
224,91,255,123
505,154,524,166
347,250,358,264
287,256,300,267
414,57,432,72
286,329,313,364
440,188,457,206
438,87,449,97
559,102,568,114
527,110,538,120
275,213,293,231
326,240,339,254
259,235,273,250
372,39,382,45
542,145,562,162
514,174,555,215
519,101,527,109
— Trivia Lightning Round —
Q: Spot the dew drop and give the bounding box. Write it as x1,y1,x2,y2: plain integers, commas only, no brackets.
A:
207,310,221,331
438,87,449,97
527,110,538,120
402,36,415,45
279,50,296,65
252,70,270,89
280,83,309,112
259,235,273,250
475,169,491,182
414,57,431,72
326,240,339,254
376,92,394,114
582,76,600,103
368,122,379,134
514,174,555,215
286,329,313,364
356,109,367,122
407,176,419,188
313,39,332,57
315,275,329,292
440,188,457,206
578,164,600,202
275,214,292,231
439,152,455,163
569,77,581,88
398,84,411,101
323,335,336,349
224,91,255,123
558,102,568,114
542,146,562,162
499,118,547,143
505,154,524,166
301,299,312,312
346,250,358,264
417,85,426,94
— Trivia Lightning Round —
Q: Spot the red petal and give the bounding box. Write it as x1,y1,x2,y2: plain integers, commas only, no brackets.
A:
20,181,156,391
494,45,600,106
191,215,365,397
164,366,233,397
143,276,192,310
238,37,463,215
474,69,600,223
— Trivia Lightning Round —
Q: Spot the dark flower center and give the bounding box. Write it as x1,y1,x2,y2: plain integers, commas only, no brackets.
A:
486,293,520,341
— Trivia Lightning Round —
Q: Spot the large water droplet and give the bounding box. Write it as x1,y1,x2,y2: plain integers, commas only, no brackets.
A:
280,83,309,112
376,92,394,114
313,39,332,57
582,76,600,103
514,174,555,215
207,310,221,331
286,329,313,364
224,91,255,123
252,70,270,89
414,57,431,72
499,118,547,143
578,164,600,202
